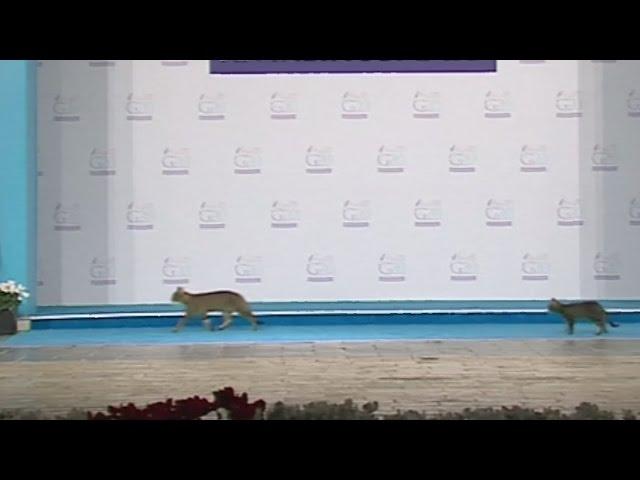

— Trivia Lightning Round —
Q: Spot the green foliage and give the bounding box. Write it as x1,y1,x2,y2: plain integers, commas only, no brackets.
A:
266,399,380,420
0,408,88,420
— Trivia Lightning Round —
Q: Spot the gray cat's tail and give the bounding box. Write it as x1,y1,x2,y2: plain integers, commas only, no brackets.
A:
609,320,620,328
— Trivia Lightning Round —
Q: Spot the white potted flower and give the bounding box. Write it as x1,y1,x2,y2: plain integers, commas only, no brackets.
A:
0,280,30,335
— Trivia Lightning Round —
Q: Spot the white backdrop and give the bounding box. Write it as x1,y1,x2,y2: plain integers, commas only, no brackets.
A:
36,60,640,305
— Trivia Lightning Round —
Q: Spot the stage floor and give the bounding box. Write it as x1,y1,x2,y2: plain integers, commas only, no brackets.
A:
3,321,640,347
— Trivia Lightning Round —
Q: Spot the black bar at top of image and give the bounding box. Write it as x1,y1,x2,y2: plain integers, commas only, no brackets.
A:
210,60,497,74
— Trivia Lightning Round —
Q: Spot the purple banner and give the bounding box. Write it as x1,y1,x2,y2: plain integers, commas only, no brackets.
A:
210,60,497,74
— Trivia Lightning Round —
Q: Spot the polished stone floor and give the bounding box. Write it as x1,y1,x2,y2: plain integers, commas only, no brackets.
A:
1,339,640,416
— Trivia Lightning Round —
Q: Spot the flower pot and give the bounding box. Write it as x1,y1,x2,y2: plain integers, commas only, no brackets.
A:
0,309,17,335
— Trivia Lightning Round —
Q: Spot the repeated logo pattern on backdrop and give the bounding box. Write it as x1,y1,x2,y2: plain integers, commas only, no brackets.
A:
36,60,640,305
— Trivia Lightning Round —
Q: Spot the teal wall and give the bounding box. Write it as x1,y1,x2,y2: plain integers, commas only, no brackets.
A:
0,61,37,315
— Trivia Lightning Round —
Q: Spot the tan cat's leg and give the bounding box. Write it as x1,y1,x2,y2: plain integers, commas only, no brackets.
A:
239,309,259,331
219,312,234,330
173,313,189,333
202,315,214,331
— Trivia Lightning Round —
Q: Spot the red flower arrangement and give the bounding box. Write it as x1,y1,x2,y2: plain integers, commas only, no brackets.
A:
88,387,266,421
212,387,267,420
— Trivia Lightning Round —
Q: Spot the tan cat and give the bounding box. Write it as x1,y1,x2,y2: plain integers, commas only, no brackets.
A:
548,298,619,335
170,287,260,332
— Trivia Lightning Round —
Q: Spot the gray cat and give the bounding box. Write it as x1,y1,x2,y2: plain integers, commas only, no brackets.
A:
548,298,619,335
